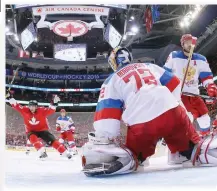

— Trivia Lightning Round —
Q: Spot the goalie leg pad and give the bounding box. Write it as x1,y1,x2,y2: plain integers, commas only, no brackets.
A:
191,133,217,165
81,133,137,177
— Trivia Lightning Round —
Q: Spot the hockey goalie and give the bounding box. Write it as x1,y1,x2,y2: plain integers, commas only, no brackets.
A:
81,46,217,177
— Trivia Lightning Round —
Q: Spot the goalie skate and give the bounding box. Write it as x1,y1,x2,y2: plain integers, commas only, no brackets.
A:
82,161,123,176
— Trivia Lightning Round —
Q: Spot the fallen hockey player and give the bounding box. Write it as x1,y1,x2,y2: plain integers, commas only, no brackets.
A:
81,46,217,177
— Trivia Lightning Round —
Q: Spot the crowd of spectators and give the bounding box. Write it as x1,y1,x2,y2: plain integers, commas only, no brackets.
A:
6,64,112,75
6,77,103,89
207,54,217,76
8,89,99,104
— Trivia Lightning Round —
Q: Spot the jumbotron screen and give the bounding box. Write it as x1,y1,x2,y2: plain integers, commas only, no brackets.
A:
54,44,87,61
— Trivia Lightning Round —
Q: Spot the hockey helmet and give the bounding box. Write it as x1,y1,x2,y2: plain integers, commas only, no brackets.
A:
28,100,38,106
60,109,66,113
180,34,193,47
108,46,133,71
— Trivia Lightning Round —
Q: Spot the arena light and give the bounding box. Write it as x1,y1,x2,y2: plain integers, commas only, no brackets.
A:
130,16,135,20
14,34,19,41
184,17,189,23
123,35,127,40
131,26,139,33
179,22,184,28
34,37,38,42
179,5,204,28
195,5,202,11
185,21,190,27
191,11,198,19
5,26,10,33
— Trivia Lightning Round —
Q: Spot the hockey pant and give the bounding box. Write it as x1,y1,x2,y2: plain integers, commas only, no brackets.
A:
59,130,76,150
126,105,201,163
27,130,66,154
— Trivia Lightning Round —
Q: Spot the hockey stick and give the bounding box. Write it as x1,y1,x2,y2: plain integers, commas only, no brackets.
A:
6,64,22,99
181,37,197,92
182,92,217,100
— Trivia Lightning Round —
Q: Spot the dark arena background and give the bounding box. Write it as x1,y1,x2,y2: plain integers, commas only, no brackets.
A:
4,4,217,189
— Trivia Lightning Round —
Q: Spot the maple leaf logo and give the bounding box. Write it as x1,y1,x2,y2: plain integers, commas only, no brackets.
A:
58,24,83,36
29,117,39,125
37,8,42,13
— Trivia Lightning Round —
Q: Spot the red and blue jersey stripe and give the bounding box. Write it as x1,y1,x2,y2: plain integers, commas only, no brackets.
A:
199,72,213,83
94,98,123,122
160,70,180,92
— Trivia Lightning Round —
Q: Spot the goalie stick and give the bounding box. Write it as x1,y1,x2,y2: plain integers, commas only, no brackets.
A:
181,37,197,92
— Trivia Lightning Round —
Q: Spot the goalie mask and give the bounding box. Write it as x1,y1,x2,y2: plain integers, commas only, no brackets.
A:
108,46,133,71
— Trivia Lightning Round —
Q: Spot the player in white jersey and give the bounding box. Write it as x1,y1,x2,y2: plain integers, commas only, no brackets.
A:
164,34,217,136
81,46,217,177
56,109,77,155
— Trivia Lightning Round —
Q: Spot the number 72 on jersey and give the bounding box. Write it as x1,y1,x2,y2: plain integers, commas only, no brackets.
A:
122,68,157,91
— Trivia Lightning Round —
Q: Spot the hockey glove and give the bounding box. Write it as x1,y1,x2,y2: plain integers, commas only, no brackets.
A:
51,95,60,106
56,126,61,132
8,98,17,106
207,83,217,97
206,83,217,104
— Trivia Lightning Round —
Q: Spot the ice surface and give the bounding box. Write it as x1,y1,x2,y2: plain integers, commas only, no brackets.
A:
5,150,217,190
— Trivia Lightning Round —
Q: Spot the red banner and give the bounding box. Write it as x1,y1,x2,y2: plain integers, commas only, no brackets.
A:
145,6,153,33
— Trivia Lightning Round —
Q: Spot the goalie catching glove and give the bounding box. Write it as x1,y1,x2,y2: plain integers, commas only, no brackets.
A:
81,132,137,177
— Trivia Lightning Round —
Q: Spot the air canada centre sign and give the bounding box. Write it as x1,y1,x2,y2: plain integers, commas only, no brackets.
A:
32,6,109,16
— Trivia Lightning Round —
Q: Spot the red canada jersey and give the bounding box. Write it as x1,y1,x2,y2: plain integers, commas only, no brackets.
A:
12,103,56,133
213,119,217,127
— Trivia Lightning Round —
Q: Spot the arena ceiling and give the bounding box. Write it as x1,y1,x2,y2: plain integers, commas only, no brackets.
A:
5,4,217,67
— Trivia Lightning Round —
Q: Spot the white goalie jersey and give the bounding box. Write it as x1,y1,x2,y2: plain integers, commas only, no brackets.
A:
56,116,75,133
164,51,214,95
93,62,181,139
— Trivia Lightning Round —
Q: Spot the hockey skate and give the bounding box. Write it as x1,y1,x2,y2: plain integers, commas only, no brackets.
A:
66,152,73,159
168,151,190,165
25,149,30,155
70,148,78,155
39,151,48,159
